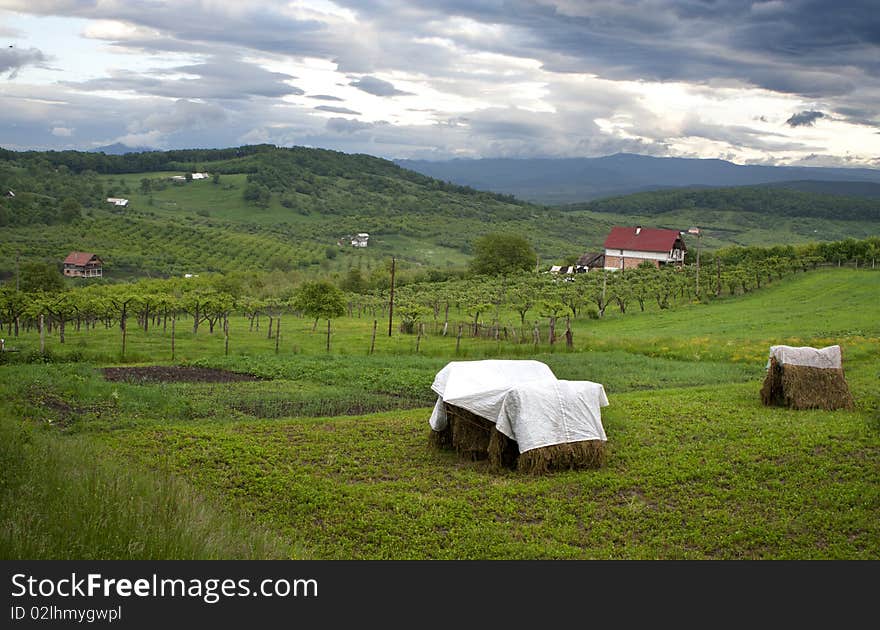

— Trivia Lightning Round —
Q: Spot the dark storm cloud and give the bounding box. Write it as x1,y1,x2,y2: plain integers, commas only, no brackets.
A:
63,56,302,100
333,0,879,121
786,110,826,127
348,76,412,96
315,105,362,115
0,46,49,78
11,1,880,98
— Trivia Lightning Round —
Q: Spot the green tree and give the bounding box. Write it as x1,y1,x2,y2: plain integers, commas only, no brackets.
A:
291,281,346,351
59,198,82,222
19,262,65,293
469,233,537,276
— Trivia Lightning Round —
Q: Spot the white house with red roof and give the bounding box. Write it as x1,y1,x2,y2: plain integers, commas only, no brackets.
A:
603,226,686,270
63,252,103,278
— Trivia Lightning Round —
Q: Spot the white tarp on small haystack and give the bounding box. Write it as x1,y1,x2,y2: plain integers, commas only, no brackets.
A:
428,359,609,454
767,344,842,369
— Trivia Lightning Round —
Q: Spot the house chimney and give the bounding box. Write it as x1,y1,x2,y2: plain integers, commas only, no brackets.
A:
635,226,641,235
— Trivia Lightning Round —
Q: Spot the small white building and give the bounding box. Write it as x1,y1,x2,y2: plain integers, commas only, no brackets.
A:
106,197,129,207
351,233,369,247
191,172,210,180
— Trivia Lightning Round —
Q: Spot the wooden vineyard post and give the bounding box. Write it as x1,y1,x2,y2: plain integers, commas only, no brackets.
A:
370,319,377,355
456,323,462,354
388,256,395,337
416,323,423,353
39,314,45,356
326,319,331,353
224,316,229,356
533,322,540,350
275,316,281,354
565,315,573,349
171,315,176,361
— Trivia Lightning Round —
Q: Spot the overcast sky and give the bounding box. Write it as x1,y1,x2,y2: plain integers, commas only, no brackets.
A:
1,0,879,166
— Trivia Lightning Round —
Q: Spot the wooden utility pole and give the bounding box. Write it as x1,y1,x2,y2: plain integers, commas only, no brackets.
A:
696,230,702,295
387,256,395,337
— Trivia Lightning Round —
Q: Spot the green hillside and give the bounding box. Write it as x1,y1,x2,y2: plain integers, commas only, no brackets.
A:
2,146,878,282
1,146,596,279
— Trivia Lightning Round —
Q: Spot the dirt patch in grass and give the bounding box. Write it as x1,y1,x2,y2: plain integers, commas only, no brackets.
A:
25,385,117,428
102,366,264,384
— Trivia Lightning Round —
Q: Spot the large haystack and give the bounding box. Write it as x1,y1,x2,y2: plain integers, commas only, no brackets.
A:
517,441,607,474
427,360,610,474
434,403,519,467
760,345,854,411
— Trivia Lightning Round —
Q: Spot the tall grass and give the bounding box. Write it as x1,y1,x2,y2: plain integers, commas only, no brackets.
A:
0,415,297,560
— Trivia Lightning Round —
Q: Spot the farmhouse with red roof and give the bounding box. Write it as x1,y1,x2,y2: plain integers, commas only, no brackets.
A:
63,252,103,278
603,226,686,270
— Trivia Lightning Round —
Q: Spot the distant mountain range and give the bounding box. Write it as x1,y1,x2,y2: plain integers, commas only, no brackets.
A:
395,153,880,204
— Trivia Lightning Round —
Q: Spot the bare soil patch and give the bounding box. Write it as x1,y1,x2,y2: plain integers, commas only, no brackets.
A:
102,365,264,384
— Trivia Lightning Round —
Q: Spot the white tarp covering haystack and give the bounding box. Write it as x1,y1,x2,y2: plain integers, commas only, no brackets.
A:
428,360,609,473
767,345,843,369
761,344,854,410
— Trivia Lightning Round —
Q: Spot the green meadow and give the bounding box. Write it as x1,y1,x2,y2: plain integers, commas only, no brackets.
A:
1,268,877,559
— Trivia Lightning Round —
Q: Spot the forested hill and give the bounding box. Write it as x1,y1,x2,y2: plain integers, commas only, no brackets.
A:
0,144,524,229
0,144,519,205
566,185,880,222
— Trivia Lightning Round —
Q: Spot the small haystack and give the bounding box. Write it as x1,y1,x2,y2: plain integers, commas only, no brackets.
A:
760,345,854,411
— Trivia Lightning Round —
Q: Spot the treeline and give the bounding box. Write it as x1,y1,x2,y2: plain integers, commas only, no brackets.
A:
702,236,880,268
0,161,104,227
0,145,523,207
1,238,875,357
571,185,880,222
0,145,275,176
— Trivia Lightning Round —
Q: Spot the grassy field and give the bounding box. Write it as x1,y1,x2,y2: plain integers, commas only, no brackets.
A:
1,268,878,559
